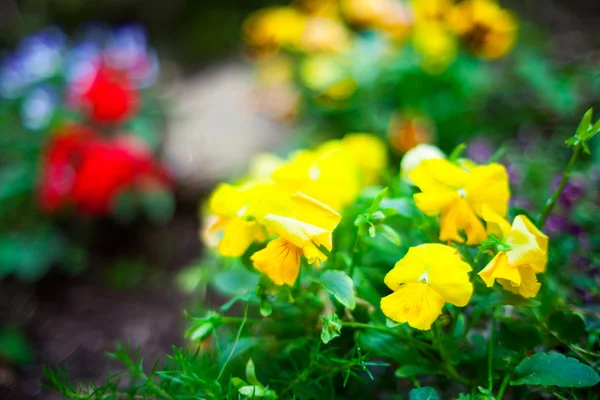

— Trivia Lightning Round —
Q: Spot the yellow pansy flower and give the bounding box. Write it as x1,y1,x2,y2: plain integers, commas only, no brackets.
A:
412,22,458,73
299,55,357,101
341,0,411,41
272,145,360,211
381,244,473,330
295,0,340,18
204,182,273,257
400,143,445,183
301,17,351,53
412,0,454,23
243,7,307,55
339,133,388,186
251,192,341,285
448,0,517,59
479,213,548,298
409,158,510,245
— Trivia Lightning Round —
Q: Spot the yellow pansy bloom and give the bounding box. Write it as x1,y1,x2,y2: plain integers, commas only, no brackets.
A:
448,0,517,59
409,158,510,245
204,182,272,257
479,213,548,298
412,22,458,73
301,17,351,53
272,145,360,211
295,0,340,18
251,192,341,285
412,0,454,23
339,133,388,186
381,244,473,330
299,55,357,101
243,7,307,55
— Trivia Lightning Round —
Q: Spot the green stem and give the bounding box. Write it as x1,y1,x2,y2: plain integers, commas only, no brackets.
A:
217,304,248,381
434,323,471,386
537,145,581,227
488,306,499,391
496,373,511,400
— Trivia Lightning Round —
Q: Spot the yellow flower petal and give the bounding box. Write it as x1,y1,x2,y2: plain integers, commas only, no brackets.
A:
381,282,445,330
466,163,510,218
516,215,549,253
413,190,458,216
341,133,388,185
251,238,303,286
498,266,541,298
478,252,521,288
219,218,266,257
410,158,469,193
208,183,246,217
384,244,473,306
289,192,342,233
262,214,333,252
506,216,547,273
440,198,487,245
481,204,511,238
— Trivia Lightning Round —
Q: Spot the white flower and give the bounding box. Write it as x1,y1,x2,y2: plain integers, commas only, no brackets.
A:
400,144,445,184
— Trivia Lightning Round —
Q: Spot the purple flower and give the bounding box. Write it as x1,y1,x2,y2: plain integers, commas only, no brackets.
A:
467,137,494,164
545,214,568,237
18,27,66,84
21,85,60,130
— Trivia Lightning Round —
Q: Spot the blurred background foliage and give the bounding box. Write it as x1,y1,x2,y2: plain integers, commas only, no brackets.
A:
0,0,596,69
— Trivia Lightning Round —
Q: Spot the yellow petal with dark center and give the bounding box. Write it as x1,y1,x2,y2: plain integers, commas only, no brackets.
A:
251,238,303,286
380,282,445,330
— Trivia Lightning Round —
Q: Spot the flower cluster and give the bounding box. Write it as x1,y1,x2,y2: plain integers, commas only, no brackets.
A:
244,0,516,63
203,133,387,285
39,125,170,215
0,26,171,218
380,145,549,330
1,25,158,130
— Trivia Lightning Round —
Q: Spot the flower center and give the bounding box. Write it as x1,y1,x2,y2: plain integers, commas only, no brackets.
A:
458,188,467,198
418,270,429,284
237,205,248,217
308,165,321,180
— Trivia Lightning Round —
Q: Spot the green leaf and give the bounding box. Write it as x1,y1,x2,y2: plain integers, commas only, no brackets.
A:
548,310,586,343
499,318,542,351
238,385,276,398
576,108,593,139
377,224,401,246
246,358,262,386
395,364,439,378
367,187,389,213
0,327,34,365
511,352,600,388
318,270,356,309
449,143,467,162
320,313,342,344
409,387,440,400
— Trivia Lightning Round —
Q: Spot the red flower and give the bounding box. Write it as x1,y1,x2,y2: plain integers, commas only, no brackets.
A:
38,125,97,212
80,67,138,124
72,137,169,215
39,127,170,216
